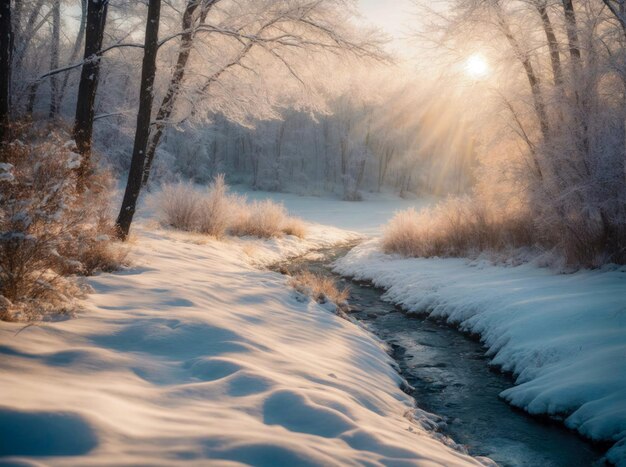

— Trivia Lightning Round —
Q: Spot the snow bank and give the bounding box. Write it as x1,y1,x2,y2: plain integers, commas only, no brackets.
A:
0,224,486,466
334,239,626,465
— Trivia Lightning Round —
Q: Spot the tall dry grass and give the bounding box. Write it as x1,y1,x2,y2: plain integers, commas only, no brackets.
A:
154,177,307,239
382,197,533,259
289,271,350,312
382,194,625,268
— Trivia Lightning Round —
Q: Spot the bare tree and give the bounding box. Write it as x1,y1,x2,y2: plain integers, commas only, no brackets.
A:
141,0,218,187
0,0,11,144
48,0,61,118
73,0,109,183
60,0,88,106
116,0,162,240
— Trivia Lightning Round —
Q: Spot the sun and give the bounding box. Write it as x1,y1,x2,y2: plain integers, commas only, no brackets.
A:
465,54,489,79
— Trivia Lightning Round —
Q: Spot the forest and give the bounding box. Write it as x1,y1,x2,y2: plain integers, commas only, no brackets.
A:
0,1,625,466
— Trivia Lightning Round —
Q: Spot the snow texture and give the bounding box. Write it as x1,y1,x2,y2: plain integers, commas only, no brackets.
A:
0,222,488,466
334,239,626,465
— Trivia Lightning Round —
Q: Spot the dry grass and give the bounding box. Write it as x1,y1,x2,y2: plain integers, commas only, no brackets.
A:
196,175,237,238
382,194,626,268
231,200,288,238
156,182,201,231
281,217,307,238
382,197,534,259
154,178,305,241
289,271,350,312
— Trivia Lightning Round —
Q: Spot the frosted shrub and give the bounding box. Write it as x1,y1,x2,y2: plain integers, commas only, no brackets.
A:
155,177,307,240
0,125,122,321
382,197,534,259
196,175,232,238
231,200,288,238
289,271,350,313
281,217,307,238
155,182,200,231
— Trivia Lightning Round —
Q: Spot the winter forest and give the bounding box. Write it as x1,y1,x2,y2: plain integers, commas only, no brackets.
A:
1,0,625,466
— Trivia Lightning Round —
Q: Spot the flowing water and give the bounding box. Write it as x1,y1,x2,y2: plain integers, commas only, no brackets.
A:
274,245,607,467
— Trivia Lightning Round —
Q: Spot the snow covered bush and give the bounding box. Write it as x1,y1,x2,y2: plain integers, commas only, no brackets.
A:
0,126,123,321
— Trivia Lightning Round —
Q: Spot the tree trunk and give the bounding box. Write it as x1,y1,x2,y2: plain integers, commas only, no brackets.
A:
494,5,549,145
60,0,87,106
116,0,161,240
73,0,109,184
13,0,46,74
49,0,61,118
562,0,581,65
141,0,218,187
535,1,562,86
0,0,11,144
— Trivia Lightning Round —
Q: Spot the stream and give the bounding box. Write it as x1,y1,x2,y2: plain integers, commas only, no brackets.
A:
274,244,607,467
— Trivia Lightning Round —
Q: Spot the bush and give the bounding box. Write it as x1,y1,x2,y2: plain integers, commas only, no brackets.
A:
231,200,288,238
156,181,201,231
196,175,237,238
281,217,307,238
155,177,307,240
382,197,534,259
289,271,350,312
0,125,122,321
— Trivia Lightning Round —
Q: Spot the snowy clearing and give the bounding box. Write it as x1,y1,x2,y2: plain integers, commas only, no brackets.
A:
0,222,489,466
334,239,626,465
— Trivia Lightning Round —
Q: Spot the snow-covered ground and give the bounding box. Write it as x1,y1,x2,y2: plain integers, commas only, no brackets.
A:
0,220,489,466
334,239,626,465
232,187,435,236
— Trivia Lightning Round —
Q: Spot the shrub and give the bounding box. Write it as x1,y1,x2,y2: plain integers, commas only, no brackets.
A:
196,175,234,238
0,125,120,321
281,216,307,238
231,200,288,238
382,193,626,268
155,177,307,240
289,271,350,312
155,181,200,231
382,197,534,259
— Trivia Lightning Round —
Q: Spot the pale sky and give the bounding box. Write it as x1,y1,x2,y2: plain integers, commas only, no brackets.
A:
357,0,416,40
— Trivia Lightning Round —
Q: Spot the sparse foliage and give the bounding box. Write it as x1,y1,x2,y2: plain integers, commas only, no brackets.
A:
0,124,124,321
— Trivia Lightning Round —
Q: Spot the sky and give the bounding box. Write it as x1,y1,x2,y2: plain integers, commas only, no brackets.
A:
357,0,416,41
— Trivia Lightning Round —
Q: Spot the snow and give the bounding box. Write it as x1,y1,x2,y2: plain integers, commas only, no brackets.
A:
233,187,436,236
334,239,626,465
0,221,488,466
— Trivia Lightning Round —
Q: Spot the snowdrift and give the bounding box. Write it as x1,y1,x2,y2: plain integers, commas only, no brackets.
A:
334,239,626,465
0,224,486,466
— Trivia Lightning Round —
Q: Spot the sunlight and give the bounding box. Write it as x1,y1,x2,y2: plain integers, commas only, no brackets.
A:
465,54,489,79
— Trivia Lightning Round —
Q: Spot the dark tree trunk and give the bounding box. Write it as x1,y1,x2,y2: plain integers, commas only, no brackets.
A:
141,0,218,187
602,0,626,40
116,0,161,240
535,2,563,86
49,0,61,118
0,0,11,144
73,0,109,183
562,0,581,64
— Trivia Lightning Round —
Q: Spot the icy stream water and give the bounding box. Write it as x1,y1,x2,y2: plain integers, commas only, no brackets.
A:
274,245,607,467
